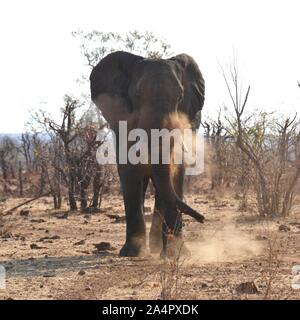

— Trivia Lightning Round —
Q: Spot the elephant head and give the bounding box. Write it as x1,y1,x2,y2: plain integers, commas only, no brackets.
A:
90,51,204,129
90,51,205,257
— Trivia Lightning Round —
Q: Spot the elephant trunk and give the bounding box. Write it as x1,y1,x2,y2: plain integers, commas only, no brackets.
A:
144,108,205,224
176,199,205,223
151,163,204,224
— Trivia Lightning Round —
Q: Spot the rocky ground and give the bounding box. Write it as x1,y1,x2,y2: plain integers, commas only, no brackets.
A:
0,191,300,300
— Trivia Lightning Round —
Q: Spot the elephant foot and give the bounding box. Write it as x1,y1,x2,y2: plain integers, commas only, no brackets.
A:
160,236,190,259
119,240,146,257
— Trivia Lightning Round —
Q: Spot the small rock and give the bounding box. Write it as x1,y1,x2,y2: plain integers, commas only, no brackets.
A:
236,281,259,294
201,283,208,288
78,269,86,276
279,224,290,232
74,240,85,246
20,209,30,217
85,286,92,291
30,243,44,250
93,242,112,251
39,235,60,242
30,219,46,223
106,213,119,219
51,235,60,240
40,284,44,288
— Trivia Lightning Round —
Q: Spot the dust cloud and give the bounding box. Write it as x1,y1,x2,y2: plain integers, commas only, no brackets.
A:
187,224,264,264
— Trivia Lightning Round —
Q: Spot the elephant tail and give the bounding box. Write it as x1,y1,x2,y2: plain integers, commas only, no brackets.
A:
176,198,205,223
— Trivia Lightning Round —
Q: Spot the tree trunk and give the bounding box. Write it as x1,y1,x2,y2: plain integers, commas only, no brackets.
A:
39,166,46,195
53,195,58,209
68,171,77,211
92,171,102,208
18,162,23,197
57,188,62,209
80,175,91,211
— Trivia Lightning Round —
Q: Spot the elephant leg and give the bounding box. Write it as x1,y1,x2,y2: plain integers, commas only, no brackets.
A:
149,192,163,253
143,175,166,254
161,199,183,258
171,164,184,234
168,164,190,257
118,165,146,257
151,164,184,258
149,166,185,254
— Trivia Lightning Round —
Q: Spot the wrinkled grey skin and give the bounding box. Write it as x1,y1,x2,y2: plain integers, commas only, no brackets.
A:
90,51,205,257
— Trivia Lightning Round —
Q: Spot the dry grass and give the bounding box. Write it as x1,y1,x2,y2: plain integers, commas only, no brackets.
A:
159,242,186,300
261,236,281,299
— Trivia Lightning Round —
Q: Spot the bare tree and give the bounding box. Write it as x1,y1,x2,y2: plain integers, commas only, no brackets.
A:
221,60,300,216
203,110,232,189
20,133,32,171
73,30,172,69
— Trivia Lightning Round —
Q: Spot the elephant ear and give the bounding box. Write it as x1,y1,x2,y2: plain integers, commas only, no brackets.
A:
169,54,205,128
89,51,144,124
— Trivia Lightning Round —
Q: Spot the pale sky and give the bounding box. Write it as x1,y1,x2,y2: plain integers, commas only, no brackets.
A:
0,0,299,133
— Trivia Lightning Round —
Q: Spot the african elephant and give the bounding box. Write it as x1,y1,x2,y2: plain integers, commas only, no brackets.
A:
90,51,205,257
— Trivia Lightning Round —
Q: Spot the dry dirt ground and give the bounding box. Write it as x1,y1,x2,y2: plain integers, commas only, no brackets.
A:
0,191,300,300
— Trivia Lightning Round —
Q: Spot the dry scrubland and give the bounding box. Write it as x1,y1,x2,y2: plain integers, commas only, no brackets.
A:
1,181,300,300
0,31,300,300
